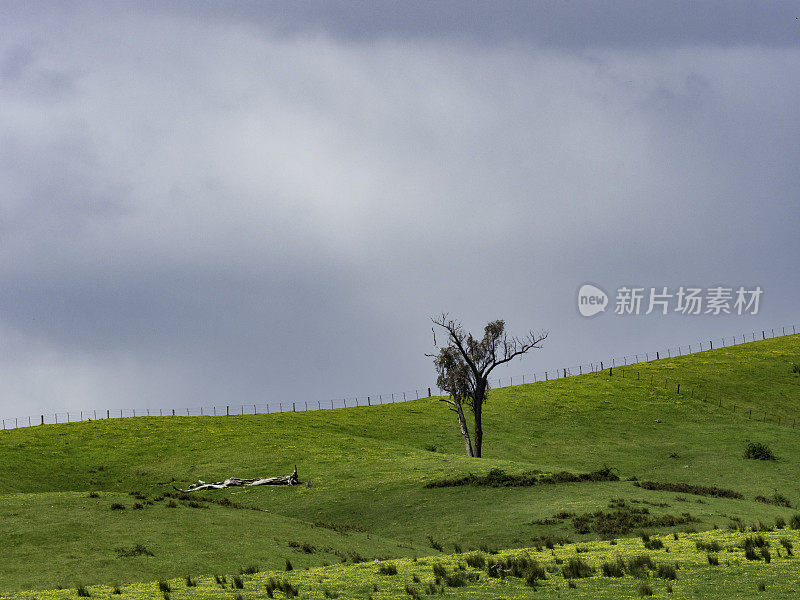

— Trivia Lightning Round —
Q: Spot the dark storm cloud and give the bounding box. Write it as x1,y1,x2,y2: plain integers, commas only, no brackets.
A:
0,3,798,419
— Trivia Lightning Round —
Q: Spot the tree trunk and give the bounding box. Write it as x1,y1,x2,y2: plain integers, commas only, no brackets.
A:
473,384,486,458
455,401,474,457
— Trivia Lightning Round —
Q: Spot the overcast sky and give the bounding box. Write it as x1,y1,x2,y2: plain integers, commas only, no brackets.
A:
1,2,799,420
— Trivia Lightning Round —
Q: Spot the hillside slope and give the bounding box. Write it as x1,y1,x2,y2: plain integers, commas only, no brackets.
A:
1,334,798,590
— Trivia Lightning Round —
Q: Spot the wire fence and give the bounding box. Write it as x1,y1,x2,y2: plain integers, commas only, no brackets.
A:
1,323,797,432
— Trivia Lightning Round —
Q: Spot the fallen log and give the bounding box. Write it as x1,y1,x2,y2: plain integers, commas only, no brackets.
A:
174,466,299,492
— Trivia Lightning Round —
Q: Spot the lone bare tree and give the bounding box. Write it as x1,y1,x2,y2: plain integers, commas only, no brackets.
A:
429,314,547,458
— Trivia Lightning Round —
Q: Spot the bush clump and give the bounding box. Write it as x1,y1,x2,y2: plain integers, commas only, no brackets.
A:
656,563,677,580
561,557,595,579
601,558,626,577
465,553,485,569
744,442,776,461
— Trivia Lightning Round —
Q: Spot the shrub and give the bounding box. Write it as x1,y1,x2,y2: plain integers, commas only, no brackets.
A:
776,517,787,529
601,558,626,577
323,588,339,599
285,559,293,571
232,575,244,589
744,442,776,461
745,546,760,560
708,554,719,565
431,563,447,579
240,565,259,575
379,563,398,576
789,514,800,529
112,587,121,595
404,583,421,599
696,540,721,552
780,537,794,555
634,480,743,499
110,503,125,510
465,553,485,569
427,536,444,552
444,571,476,587
761,547,771,563
88,492,100,498
638,581,654,596
116,544,154,557
791,363,800,375
758,581,766,591
755,493,792,508
627,554,655,578
561,557,594,579
184,575,196,587
641,533,664,550
656,563,677,580
214,574,226,585
157,581,170,593
76,585,91,597
744,534,769,549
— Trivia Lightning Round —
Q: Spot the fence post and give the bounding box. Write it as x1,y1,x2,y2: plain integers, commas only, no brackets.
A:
428,387,431,397
331,399,334,409
392,393,395,402
342,400,345,408
293,403,296,412
226,406,229,415
762,331,765,339
609,367,613,376
563,368,567,378
416,390,419,399
710,341,713,350
172,409,175,416
318,401,321,410
677,384,680,394
546,371,549,380
749,408,752,419
657,351,659,360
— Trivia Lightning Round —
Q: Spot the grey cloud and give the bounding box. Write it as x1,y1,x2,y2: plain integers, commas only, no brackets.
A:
0,6,798,419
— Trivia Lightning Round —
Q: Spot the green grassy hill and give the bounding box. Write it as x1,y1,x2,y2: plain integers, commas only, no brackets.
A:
1,335,799,595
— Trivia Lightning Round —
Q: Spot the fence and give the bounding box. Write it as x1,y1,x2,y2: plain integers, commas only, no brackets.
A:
1,323,797,431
